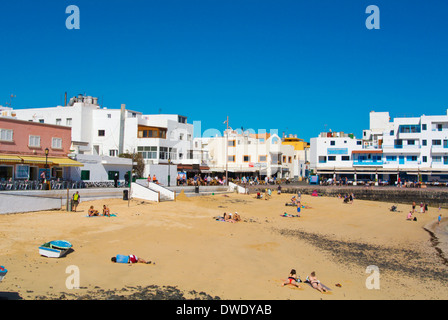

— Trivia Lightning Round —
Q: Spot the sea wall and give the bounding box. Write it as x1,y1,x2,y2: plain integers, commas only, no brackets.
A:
254,185,448,208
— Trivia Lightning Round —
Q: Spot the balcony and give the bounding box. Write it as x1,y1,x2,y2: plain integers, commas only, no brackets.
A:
353,160,383,166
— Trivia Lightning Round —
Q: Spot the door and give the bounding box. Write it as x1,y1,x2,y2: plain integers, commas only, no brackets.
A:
399,156,405,165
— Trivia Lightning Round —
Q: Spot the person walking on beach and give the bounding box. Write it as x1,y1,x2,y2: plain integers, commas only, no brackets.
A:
438,213,442,225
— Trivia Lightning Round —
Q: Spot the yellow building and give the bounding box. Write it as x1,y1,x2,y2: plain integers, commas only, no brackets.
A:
282,136,309,151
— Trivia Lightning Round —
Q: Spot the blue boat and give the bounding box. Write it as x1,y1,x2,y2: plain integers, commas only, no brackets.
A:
39,240,72,258
0,266,7,282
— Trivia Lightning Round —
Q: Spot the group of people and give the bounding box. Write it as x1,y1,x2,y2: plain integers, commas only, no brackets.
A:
216,212,242,223
282,269,329,293
411,201,429,214
88,205,112,217
338,193,355,204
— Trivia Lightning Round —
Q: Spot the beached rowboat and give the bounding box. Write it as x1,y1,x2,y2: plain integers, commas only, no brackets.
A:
0,266,7,282
39,240,72,258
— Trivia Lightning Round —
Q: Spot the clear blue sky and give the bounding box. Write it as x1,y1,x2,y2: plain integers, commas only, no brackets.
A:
1,0,447,141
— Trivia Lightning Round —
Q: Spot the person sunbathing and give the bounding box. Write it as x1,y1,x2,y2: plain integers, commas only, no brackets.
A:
111,254,152,264
88,206,99,216
306,271,327,293
282,269,301,288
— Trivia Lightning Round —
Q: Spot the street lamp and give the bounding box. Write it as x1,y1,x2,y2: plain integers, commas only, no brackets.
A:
168,158,171,187
45,148,49,180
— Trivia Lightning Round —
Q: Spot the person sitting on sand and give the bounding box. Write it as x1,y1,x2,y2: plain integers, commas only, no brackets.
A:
102,205,110,217
88,206,99,216
226,212,235,223
111,254,152,264
282,269,301,288
407,211,413,221
306,271,327,293
233,212,241,222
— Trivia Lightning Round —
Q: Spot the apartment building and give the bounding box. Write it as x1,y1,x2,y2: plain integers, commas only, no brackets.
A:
12,94,199,184
310,110,448,184
203,130,296,179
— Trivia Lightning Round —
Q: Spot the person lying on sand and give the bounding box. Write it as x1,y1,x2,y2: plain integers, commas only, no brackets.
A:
111,254,152,264
306,271,327,293
88,206,99,216
282,269,301,288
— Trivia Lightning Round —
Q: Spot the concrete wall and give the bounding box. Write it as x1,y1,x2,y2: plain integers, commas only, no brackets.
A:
130,182,159,202
258,185,448,208
0,193,62,214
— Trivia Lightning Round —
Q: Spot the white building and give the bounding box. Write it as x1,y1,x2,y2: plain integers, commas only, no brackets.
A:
310,110,448,184
12,94,199,184
200,131,296,180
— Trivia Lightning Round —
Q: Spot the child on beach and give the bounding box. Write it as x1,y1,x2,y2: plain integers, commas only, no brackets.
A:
282,269,301,288
438,214,442,225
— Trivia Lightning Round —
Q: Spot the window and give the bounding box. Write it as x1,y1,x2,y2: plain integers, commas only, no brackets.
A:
228,140,235,147
52,137,62,149
330,141,335,146
282,156,286,163
422,140,427,146
422,124,427,130
80,170,90,180
108,171,119,181
98,130,105,137
39,119,44,123
342,156,350,161
318,156,327,163
328,156,336,161
0,129,13,141
433,140,442,146
386,156,397,162
357,141,362,145
408,140,415,145
56,119,61,125
259,155,267,162
433,156,442,162
107,114,112,118
406,156,417,162
243,155,250,162
288,156,292,163
179,133,184,140
422,156,427,163
399,125,420,133
66,118,72,126
109,149,118,157
178,116,187,124
137,146,158,159
228,155,235,162
29,135,41,147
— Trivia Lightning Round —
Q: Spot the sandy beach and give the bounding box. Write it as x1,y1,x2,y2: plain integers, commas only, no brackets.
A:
1,190,447,300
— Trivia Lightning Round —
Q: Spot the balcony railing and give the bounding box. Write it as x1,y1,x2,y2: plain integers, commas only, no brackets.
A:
352,160,383,166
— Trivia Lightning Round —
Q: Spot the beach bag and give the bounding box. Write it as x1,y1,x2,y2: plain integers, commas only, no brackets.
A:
115,254,129,263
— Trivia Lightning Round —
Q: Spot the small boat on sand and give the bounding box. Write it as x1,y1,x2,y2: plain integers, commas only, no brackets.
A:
39,240,72,258
0,266,7,282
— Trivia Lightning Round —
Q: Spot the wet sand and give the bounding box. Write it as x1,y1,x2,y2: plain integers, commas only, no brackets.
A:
0,191,447,300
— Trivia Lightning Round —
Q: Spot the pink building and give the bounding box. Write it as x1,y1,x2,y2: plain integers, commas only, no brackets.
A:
0,117,82,181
